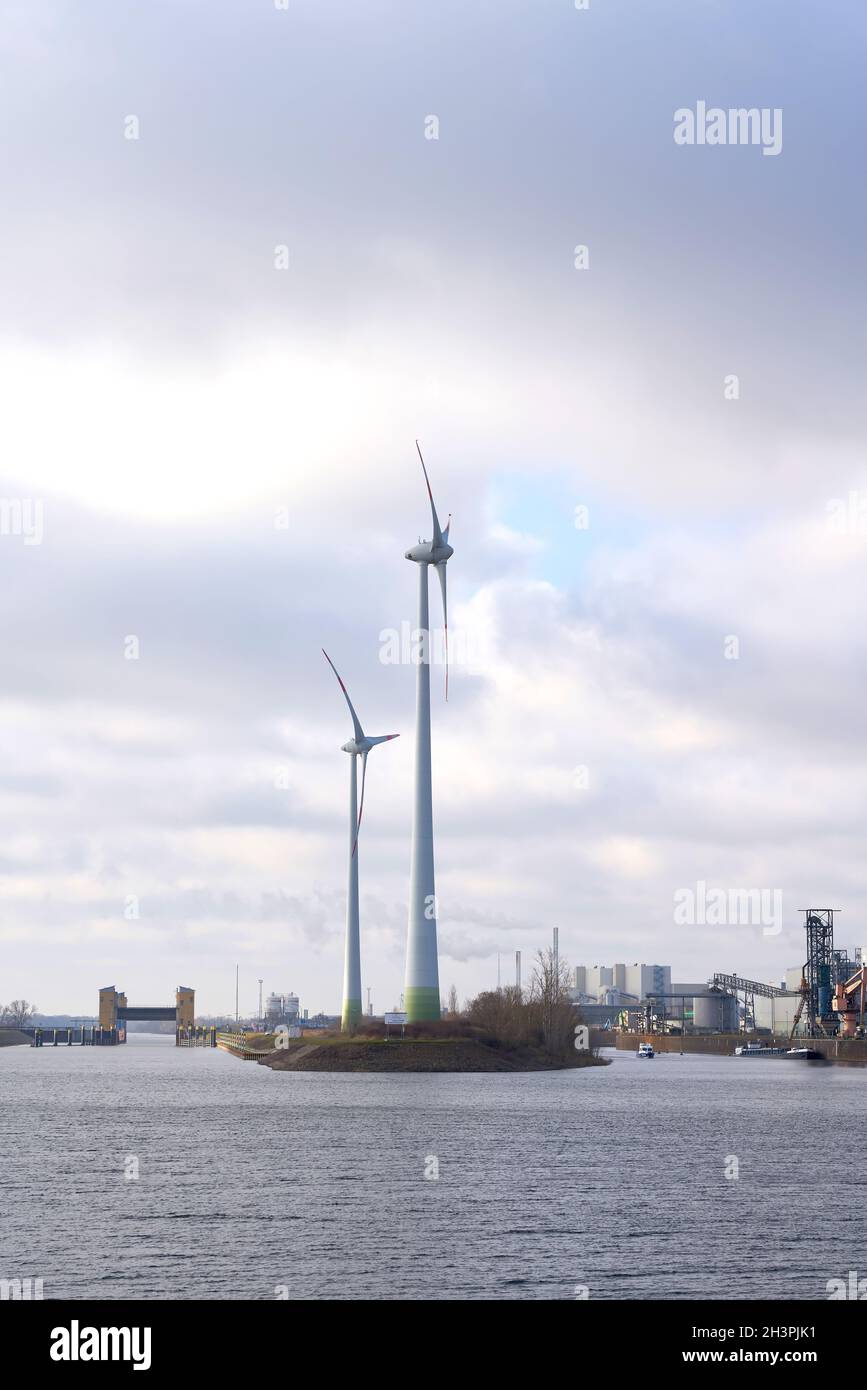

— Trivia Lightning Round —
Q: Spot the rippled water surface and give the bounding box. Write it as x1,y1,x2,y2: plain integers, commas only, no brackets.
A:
1,1035,865,1300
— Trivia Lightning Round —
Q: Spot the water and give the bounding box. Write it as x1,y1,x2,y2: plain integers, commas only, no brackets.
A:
1,1035,865,1300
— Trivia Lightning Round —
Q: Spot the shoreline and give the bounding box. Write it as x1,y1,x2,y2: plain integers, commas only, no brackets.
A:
248,1034,608,1074
618,1031,867,1067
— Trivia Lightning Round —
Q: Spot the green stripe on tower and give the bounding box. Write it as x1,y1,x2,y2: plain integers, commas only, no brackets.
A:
342,999,362,1031
404,986,441,1023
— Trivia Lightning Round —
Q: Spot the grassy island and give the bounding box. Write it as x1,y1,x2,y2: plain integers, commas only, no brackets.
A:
251,958,607,1074
258,1026,606,1073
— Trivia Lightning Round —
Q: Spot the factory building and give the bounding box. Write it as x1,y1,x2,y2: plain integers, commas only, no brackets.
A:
639,985,738,1033
573,962,671,1003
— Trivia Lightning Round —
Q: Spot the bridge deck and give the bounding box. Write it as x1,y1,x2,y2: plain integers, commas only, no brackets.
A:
117,1007,176,1021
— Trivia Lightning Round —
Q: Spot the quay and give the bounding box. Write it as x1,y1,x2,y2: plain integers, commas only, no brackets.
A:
215,1031,269,1060
617,1031,867,1066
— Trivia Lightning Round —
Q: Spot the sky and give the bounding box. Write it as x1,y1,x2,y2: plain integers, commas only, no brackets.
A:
2,0,867,1017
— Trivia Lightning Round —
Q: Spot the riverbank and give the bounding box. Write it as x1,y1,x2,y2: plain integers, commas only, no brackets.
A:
257,1034,608,1073
0,1028,31,1047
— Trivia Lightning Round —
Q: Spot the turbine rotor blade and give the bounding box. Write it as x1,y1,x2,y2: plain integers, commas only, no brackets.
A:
350,735,397,856
435,561,449,701
322,649,365,743
415,439,442,545
352,749,368,859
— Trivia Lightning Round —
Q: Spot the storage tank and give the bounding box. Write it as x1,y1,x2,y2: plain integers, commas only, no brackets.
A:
692,991,738,1032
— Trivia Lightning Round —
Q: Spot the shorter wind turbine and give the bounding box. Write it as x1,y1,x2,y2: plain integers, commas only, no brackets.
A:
323,650,398,1032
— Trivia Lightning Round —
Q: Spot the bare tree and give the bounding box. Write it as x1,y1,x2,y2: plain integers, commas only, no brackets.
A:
528,948,575,1059
4,1000,36,1029
447,984,460,1016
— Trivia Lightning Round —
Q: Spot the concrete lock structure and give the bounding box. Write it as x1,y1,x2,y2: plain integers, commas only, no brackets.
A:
98,985,195,1042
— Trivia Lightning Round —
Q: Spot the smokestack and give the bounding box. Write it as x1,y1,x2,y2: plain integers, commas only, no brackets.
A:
553,927,559,978
516,950,521,992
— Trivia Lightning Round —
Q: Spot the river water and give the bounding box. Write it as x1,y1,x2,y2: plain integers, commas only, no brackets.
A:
1,1035,865,1300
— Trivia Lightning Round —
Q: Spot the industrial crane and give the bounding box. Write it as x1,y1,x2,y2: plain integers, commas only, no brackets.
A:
789,970,809,1039
831,965,867,1038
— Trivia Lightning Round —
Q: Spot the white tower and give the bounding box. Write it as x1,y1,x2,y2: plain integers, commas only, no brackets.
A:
403,443,452,1022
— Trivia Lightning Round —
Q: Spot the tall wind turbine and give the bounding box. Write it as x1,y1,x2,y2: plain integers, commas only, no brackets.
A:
323,650,398,1032
403,441,453,1022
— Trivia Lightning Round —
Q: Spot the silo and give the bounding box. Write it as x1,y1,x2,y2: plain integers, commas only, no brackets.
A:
265,993,284,1027
692,991,737,1032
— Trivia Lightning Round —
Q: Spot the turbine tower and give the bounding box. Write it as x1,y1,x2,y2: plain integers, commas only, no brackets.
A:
403,441,453,1022
323,650,398,1032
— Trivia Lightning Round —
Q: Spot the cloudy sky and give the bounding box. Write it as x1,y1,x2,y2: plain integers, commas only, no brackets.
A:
2,0,866,1017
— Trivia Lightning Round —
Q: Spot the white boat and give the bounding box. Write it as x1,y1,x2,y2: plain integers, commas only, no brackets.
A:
637,1042,654,1058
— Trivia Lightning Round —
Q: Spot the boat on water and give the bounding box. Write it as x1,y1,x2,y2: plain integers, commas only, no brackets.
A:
637,1042,654,1058
734,1042,825,1060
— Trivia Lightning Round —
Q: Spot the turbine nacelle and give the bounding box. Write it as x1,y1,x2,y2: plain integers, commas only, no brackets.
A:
409,441,453,700
323,649,398,858
404,540,453,565
341,734,398,756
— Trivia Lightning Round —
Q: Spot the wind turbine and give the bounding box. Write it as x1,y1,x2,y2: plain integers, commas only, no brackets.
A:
323,650,398,1032
403,441,453,1022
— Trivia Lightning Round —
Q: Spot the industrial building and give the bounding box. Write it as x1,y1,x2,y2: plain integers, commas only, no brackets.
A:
572,962,671,1004
584,911,867,1041
264,992,300,1029
644,987,739,1034
753,992,803,1035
